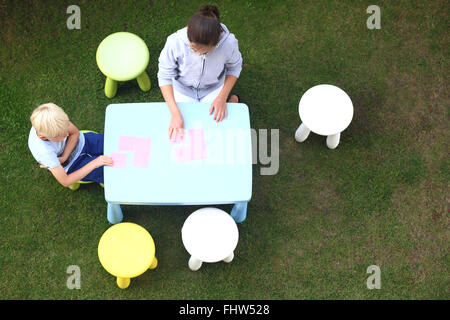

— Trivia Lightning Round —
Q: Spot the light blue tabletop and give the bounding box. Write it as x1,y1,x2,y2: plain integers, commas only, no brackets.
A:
104,102,252,206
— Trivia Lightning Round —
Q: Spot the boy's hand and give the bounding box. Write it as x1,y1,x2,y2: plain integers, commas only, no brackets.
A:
93,155,113,168
39,164,49,169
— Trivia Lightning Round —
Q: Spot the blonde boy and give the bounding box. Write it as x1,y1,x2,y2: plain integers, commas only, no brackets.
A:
28,103,113,187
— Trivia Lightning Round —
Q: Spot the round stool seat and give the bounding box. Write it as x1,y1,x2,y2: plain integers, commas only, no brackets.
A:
98,222,157,288
182,208,238,270
299,84,353,136
96,32,149,81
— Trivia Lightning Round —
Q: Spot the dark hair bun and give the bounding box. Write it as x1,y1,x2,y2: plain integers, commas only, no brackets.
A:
187,4,223,45
200,5,220,20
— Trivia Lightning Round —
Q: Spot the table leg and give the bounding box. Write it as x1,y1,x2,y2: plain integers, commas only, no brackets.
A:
116,277,130,289
189,256,202,271
326,132,340,149
105,77,118,98
223,252,234,263
107,202,123,224
136,71,151,92
230,201,248,223
295,123,311,142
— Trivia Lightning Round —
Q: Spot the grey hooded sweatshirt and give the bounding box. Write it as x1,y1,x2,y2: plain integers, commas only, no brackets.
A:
157,23,242,100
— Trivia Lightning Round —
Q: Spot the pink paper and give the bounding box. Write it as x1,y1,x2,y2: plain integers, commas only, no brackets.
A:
110,152,127,168
169,133,184,145
173,128,207,163
189,128,207,160
132,137,151,168
116,136,152,168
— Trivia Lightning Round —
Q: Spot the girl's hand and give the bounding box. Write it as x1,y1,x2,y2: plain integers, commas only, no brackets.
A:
209,96,228,122
93,155,113,168
169,113,185,142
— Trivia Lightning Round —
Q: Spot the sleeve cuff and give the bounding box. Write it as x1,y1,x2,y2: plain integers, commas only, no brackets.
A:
226,68,242,78
158,78,173,87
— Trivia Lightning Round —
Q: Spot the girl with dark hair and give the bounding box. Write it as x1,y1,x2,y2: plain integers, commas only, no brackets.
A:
158,5,243,141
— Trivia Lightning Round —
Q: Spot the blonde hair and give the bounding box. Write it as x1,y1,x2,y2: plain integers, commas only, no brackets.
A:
30,103,70,138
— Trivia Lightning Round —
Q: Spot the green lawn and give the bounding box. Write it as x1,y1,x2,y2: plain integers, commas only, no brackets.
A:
0,0,448,299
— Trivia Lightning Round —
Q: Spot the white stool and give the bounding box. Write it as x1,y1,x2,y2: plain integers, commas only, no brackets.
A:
295,84,353,149
181,207,239,271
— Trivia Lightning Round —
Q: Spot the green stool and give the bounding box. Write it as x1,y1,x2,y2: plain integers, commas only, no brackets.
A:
68,130,104,191
96,32,151,98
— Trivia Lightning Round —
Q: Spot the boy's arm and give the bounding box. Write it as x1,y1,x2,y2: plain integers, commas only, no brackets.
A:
49,156,113,187
59,121,79,164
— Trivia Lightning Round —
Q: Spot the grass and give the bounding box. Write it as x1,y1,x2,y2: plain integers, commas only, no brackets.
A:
0,0,448,299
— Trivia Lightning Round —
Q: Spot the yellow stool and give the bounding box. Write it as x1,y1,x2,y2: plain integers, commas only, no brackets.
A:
68,130,104,190
98,222,158,289
96,32,151,98
68,180,104,191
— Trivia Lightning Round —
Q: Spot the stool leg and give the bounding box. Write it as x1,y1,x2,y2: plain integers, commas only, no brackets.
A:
223,252,234,263
136,71,151,92
149,256,158,270
68,182,80,191
116,277,130,289
326,132,340,149
295,123,310,142
105,77,118,98
188,256,202,271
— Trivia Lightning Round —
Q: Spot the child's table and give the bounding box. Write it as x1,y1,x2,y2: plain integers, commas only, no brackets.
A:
103,102,252,224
